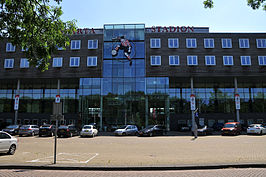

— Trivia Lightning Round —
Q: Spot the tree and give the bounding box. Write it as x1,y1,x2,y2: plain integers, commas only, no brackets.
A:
0,0,76,71
203,0,266,11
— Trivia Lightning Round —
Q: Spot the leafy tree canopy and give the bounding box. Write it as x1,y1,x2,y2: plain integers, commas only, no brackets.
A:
204,0,266,11
0,0,76,71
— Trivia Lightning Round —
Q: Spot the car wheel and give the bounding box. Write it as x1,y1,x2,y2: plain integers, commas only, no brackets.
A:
7,145,16,155
149,132,153,137
122,132,126,136
260,131,263,135
32,132,35,136
92,133,95,138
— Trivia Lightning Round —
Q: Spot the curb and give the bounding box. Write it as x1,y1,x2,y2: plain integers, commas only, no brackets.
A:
0,164,265,171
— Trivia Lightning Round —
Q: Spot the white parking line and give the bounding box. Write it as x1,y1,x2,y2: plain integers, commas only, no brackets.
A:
26,153,99,163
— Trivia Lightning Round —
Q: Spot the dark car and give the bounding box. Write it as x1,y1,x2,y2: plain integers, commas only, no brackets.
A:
57,125,79,138
2,125,21,135
197,125,213,136
138,125,166,137
221,122,242,136
212,123,224,131
39,124,55,137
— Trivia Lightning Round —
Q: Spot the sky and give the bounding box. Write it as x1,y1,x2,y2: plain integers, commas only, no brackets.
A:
59,0,266,32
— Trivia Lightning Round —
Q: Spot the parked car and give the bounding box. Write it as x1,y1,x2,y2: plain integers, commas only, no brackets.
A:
2,125,21,135
197,125,213,136
221,122,241,136
178,124,191,132
18,125,39,136
57,125,79,138
212,123,224,131
114,125,138,136
80,125,98,137
39,124,55,137
138,125,166,137
0,131,17,155
247,124,266,135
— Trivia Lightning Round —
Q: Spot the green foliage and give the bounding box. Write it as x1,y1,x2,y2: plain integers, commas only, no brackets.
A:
0,0,77,71
203,0,266,11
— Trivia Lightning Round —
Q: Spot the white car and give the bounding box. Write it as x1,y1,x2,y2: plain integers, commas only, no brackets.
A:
114,125,138,136
80,125,98,137
247,124,266,135
0,131,17,155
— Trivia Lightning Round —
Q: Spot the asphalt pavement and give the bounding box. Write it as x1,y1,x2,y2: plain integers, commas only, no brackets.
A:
0,131,266,171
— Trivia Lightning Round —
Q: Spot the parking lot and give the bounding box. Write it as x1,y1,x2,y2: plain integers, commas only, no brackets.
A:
0,133,266,167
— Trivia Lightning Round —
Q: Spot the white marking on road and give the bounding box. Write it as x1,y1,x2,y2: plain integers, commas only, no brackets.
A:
26,153,99,163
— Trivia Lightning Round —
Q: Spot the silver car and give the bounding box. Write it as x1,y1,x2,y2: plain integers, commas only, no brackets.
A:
19,125,39,136
114,125,138,136
0,131,17,155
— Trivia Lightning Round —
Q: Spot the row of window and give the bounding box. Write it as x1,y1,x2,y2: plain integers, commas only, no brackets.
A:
5,40,99,52
151,56,266,66
151,38,266,49
2,56,266,69
5,38,266,52
3,57,98,69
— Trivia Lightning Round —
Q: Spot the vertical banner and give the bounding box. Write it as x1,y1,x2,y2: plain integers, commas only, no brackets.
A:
14,95,19,110
235,94,240,110
55,95,60,103
190,94,196,111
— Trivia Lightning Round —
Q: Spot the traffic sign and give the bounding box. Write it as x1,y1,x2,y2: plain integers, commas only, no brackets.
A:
55,95,60,103
235,94,240,110
14,95,19,110
190,94,196,111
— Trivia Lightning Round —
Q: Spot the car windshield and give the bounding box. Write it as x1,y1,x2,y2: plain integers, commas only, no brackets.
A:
224,124,235,128
83,125,92,129
20,125,30,129
6,125,19,129
59,126,68,129
41,125,51,128
249,124,261,128
118,125,127,129
146,125,155,129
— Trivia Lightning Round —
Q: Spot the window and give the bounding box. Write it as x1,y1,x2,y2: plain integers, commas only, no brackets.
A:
71,40,81,50
88,40,98,49
186,38,197,48
256,39,266,48
20,58,29,68
223,56,234,65
69,57,80,67
168,38,179,48
150,38,161,48
240,56,251,66
239,39,249,48
221,38,232,48
169,55,179,65
204,38,214,48
6,43,16,52
187,56,198,65
205,56,216,65
258,56,266,65
150,56,161,65
4,59,14,68
87,56,97,66
53,57,63,67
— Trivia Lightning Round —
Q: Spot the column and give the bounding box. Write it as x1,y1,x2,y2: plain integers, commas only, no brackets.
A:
234,77,240,122
145,96,149,127
14,79,20,125
165,95,170,131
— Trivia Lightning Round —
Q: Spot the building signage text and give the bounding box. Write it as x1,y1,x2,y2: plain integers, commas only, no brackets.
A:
149,26,194,33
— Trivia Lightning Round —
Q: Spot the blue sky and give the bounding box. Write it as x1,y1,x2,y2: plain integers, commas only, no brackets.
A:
60,0,265,32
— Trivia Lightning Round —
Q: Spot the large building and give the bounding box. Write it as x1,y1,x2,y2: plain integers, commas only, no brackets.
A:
0,24,265,131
